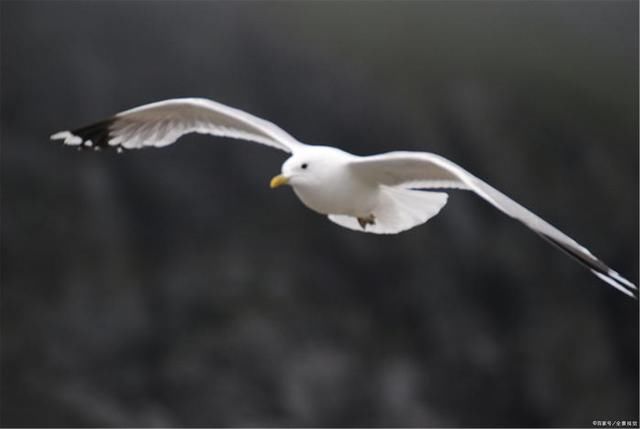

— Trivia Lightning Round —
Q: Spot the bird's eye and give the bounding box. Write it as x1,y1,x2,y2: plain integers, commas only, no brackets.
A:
301,163,308,170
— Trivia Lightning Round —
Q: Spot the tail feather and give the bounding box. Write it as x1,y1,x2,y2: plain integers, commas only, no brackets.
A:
328,187,448,234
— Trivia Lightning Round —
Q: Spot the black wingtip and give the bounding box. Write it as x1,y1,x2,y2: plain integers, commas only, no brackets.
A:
50,118,121,152
591,270,638,299
539,233,637,299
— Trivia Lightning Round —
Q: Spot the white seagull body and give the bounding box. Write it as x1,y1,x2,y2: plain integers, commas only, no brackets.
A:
51,97,637,298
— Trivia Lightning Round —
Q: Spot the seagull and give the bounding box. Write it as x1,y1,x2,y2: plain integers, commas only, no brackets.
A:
51,97,637,298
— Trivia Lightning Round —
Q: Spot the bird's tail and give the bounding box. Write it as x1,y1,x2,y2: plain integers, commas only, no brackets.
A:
328,186,448,234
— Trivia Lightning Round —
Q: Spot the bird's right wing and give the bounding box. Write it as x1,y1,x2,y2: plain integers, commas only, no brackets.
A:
51,98,303,153
348,151,637,298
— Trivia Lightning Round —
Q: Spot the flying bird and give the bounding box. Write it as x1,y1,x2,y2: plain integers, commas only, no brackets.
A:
51,98,637,298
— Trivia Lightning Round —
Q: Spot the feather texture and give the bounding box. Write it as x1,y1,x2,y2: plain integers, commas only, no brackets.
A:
51,98,302,153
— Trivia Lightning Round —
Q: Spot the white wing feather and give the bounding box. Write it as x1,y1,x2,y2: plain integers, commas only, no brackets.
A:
51,98,303,153
348,151,637,297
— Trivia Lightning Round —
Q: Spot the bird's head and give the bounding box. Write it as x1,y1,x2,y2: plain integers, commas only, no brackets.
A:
270,146,350,190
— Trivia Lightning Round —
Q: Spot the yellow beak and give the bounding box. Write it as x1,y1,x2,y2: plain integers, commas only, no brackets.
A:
270,174,289,189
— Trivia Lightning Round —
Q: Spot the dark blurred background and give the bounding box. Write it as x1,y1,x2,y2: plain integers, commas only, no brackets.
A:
1,1,638,427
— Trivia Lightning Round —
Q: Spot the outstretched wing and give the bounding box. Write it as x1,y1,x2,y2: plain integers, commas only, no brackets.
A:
50,98,303,153
348,151,637,298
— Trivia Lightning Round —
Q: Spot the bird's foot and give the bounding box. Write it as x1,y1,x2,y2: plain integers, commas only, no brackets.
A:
357,214,376,229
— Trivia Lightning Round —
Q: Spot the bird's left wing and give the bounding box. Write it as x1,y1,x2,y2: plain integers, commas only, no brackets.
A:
51,98,303,153
348,151,637,297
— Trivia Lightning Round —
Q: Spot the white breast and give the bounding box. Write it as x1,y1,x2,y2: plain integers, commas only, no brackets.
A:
292,169,380,217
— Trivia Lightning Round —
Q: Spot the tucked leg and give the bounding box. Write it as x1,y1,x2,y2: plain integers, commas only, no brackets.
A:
357,214,376,229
